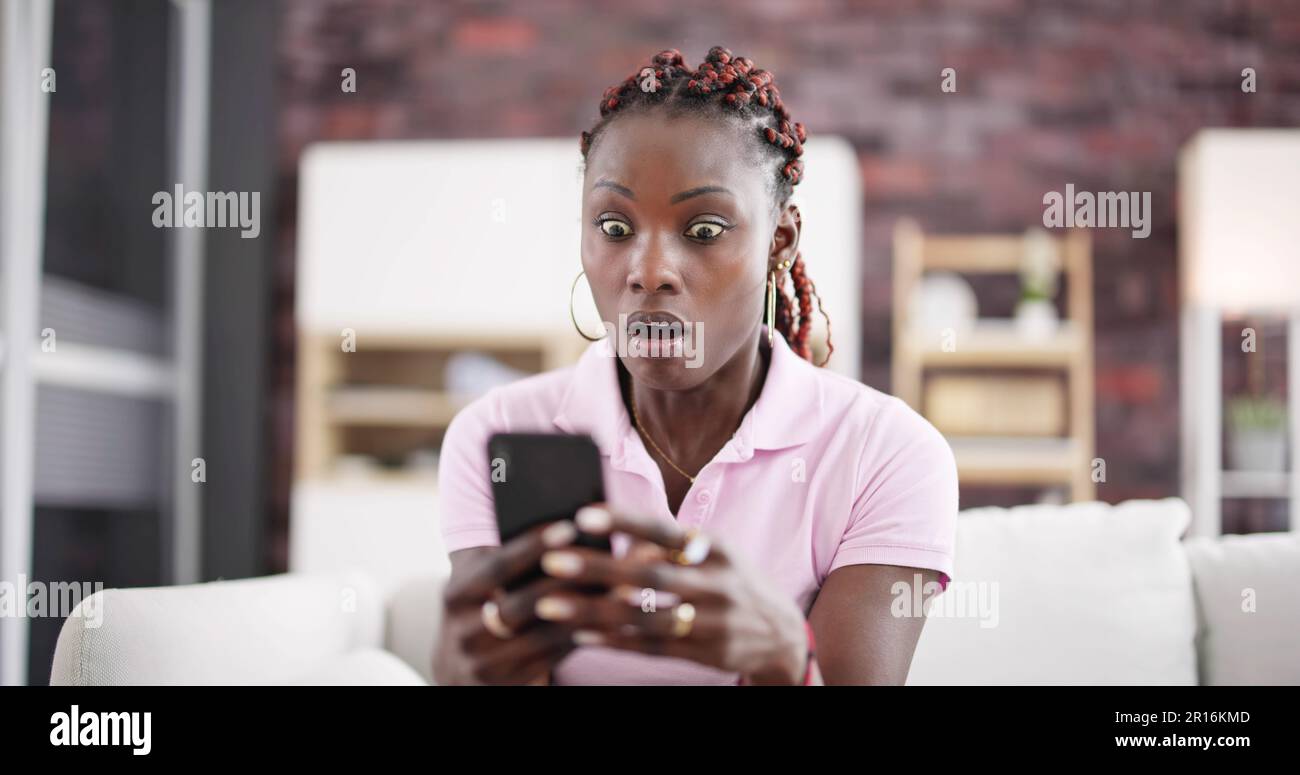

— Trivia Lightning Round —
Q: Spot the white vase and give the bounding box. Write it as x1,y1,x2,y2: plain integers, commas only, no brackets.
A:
1014,299,1058,341
911,273,977,341
1228,429,1288,472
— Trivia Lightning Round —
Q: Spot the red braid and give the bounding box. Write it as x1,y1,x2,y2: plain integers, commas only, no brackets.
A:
580,46,833,367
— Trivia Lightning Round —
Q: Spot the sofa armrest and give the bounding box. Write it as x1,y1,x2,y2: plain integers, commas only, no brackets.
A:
1184,531,1300,685
49,571,384,685
384,572,448,684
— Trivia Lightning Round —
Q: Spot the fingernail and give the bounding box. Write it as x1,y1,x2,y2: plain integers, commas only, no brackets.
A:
541,551,583,577
680,533,711,565
541,520,577,548
612,584,642,606
573,629,605,646
575,506,611,533
535,595,575,621
628,544,662,563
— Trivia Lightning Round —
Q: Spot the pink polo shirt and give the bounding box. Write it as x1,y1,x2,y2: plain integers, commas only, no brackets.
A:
437,330,958,685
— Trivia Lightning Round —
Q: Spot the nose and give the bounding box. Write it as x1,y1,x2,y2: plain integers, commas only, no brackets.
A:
626,243,681,296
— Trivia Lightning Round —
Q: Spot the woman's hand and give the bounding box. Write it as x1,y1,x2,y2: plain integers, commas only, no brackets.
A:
431,520,588,685
531,504,810,684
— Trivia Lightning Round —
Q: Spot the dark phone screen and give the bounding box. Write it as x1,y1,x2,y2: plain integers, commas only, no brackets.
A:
488,433,612,591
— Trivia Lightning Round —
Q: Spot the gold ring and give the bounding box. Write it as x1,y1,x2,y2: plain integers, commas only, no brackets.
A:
481,598,514,639
667,528,711,566
671,602,696,638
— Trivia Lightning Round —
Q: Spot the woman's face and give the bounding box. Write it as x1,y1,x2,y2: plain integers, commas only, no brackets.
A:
581,111,795,390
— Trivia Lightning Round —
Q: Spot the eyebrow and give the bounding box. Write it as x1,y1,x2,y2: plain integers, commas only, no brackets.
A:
593,179,636,200
670,185,733,204
593,179,735,204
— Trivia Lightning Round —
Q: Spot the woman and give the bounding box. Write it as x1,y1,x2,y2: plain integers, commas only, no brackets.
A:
432,47,958,685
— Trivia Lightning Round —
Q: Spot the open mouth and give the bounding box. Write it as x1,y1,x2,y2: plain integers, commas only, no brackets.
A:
624,310,690,357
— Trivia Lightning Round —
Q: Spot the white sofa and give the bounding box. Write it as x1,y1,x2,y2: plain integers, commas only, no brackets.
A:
49,497,1300,685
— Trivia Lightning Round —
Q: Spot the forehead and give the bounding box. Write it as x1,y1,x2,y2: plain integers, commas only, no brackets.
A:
584,111,768,200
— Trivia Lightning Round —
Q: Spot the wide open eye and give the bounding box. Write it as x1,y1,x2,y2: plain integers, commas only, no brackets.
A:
598,218,633,238
686,219,738,240
684,221,726,241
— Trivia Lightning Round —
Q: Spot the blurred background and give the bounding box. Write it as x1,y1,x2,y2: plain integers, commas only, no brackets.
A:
2,0,1298,685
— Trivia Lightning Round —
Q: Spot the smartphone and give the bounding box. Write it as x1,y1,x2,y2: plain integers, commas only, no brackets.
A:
487,432,612,591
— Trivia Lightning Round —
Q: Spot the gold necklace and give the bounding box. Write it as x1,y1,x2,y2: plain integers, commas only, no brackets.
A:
629,391,696,484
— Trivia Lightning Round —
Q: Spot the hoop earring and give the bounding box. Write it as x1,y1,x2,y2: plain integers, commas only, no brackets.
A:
766,271,777,348
570,270,607,342
766,258,793,348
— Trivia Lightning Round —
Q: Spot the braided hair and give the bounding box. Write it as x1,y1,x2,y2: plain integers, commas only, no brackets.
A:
580,46,833,366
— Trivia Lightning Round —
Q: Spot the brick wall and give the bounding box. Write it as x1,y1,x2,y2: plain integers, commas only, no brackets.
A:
270,0,1300,566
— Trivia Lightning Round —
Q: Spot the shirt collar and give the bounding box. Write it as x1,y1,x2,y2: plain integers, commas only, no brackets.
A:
552,326,824,465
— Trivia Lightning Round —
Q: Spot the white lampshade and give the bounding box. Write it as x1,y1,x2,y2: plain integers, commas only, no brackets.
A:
1179,129,1300,314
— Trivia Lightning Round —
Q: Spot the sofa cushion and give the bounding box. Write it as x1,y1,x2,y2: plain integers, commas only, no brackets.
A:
384,573,445,684
907,498,1198,684
49,571,383,685
1184,531,1300,685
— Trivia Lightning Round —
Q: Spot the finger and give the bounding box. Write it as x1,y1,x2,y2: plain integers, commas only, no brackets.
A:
533,590,729,639
474,622,575,668
468,578,650,645
461,572,608,643
445,520,578,605
575,504,689,552
537,547,727,603
472,626,578,683
493,650,567,686
625,539,670,564
490,574,590,633
572,628,722,665
579,504,724,567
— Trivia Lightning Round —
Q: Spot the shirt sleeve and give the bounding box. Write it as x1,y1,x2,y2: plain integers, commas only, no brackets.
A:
437,392,504,554
828,396,959,591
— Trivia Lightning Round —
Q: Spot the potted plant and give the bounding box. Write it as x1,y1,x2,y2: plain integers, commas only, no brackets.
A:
1226,395,1289,471
1015,227,1059,341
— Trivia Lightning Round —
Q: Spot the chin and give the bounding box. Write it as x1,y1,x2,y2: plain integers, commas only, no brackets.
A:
618,353,711,391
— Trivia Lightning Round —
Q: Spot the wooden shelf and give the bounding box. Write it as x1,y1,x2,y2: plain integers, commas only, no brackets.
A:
947,436,1085,485
310,468,440,487
322,330,580,353
296,331,587,480
892,220,1095,502
902,319,1083,368
913,235,1032,273
325,387,471,427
